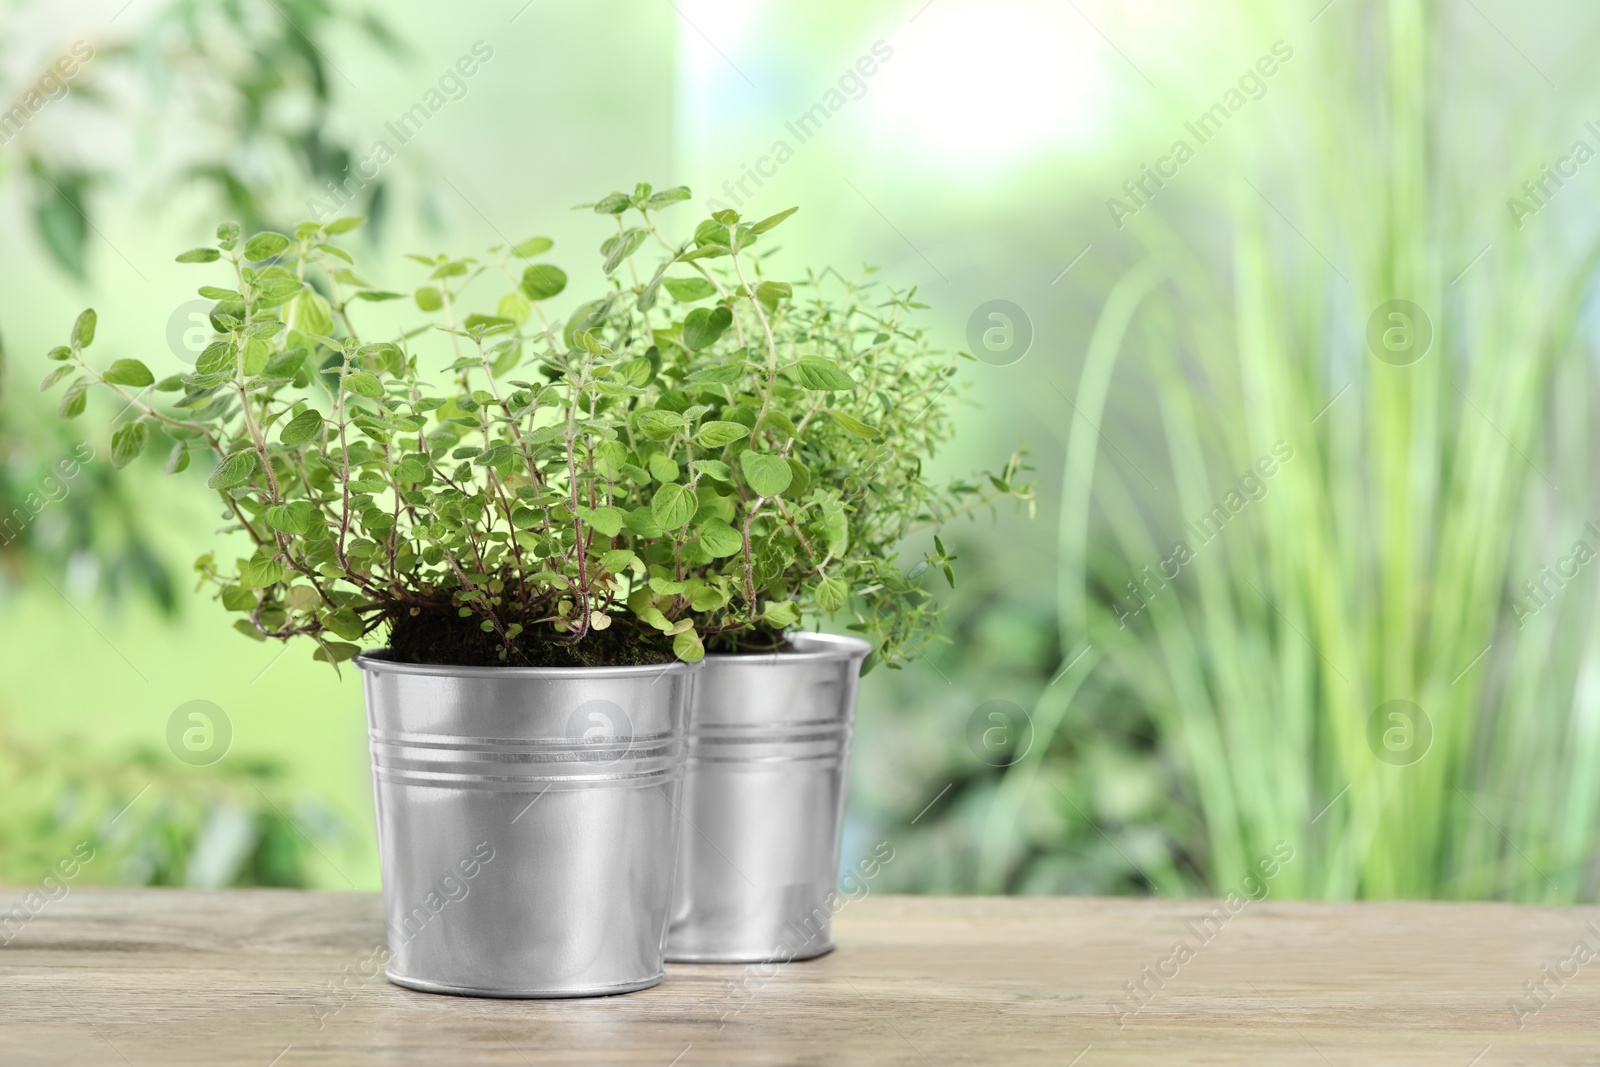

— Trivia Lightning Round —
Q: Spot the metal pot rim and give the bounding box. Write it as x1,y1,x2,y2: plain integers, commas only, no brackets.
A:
354,648,703,680
704,630,871,664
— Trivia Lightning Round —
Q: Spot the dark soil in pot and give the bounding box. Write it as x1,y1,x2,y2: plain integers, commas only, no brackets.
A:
384,605,676,668
705,622,793,656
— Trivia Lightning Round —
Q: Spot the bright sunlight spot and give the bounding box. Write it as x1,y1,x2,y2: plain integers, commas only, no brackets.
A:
868,1,1111,174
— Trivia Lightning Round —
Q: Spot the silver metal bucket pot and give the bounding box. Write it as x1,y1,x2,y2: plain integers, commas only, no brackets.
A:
356,651,699,997
665,632,870,963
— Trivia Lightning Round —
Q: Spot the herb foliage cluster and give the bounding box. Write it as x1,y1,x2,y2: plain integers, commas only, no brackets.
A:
46,184,1031,668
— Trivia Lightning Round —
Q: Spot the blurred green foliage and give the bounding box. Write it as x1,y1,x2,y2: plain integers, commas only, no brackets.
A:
0,0,391,887
1,0,401,612
855,525,1202,897
0,716,342,888
8,0,1600,905
6,0,403,277
1053,0,1600,903
0,406,175,610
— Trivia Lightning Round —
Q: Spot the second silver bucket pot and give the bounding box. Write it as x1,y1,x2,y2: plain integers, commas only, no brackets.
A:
357,651,699,997
665,632,870,963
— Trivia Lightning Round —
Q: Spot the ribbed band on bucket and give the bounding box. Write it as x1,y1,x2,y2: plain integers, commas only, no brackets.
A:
370,728,683,789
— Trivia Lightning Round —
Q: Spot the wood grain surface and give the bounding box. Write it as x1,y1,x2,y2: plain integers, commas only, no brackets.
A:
3,889,1599,1065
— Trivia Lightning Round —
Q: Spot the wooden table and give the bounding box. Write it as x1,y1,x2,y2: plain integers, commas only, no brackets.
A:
3,889,1598,1064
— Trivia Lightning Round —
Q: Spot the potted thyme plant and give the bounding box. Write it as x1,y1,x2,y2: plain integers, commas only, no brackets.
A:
536,191,1033,962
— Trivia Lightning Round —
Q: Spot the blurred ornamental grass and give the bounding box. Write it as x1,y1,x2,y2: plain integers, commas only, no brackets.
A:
1057,0,1600,901
851,555,1201,897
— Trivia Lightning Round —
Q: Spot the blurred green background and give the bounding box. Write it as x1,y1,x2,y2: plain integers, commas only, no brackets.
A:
4,0,1599,902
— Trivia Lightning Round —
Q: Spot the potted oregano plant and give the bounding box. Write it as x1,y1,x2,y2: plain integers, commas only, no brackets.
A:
536,190,1034,962
43,206,724,997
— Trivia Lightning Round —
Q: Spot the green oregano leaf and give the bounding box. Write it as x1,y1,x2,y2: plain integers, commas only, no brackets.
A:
683,306,733,351
650,483,696,530
697,519,743,558
748,206,798,235
164,442,191,475
739,451,793,498
110,421,148,469
762,599,800,626
103,358,156,388
58,379,89,419
288,290,333,335
344,371,384,399
195,341,237,376
71,309,97,349
207,450,258,490
512,236,554,258
279,408,325,445
39,365,73,391
664,276,718,302
673,628,705,662
635,409,686,440
696,421,749,448
694,459,732,482
521,264,567,300
815,575,848,613
243,231,291,260
827,409,882,440
793,358,855,391
576,505,624,538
